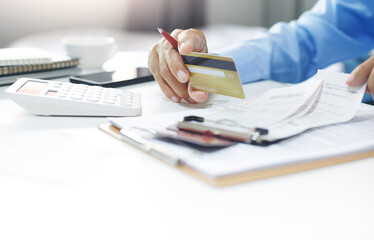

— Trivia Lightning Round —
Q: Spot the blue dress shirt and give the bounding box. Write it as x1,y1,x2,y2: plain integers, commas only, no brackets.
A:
218,0,374,84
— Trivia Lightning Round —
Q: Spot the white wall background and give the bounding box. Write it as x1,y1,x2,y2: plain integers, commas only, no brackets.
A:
0,0,317,47
0,0,130,47
206,0,317,27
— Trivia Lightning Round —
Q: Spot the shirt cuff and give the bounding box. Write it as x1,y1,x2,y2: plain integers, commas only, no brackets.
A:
215,38,272,84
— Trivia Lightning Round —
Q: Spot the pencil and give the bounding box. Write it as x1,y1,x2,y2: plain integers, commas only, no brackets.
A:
157,27,178,50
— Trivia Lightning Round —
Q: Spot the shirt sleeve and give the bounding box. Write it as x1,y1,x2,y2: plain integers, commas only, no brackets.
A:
217,0,374,84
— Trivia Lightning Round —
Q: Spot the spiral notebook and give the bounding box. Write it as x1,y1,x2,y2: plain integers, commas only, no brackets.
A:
0,47,79,77
0,47,53,66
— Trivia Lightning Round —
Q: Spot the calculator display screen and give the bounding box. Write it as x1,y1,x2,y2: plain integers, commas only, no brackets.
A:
17,81,47,95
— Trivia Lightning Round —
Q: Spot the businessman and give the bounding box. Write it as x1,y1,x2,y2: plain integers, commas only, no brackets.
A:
148,0,374,104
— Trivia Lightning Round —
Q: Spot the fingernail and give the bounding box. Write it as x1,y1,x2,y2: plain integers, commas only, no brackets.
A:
177,70,188,83
190,91,209,103
171,96,180,103
346,74,355,84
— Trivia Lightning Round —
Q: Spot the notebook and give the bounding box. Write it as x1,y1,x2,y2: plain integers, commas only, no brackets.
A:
0,47,53,66
0,47,79,77
0,67,82,86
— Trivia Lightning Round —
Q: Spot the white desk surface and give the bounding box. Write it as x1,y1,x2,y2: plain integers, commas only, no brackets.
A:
1,77,374,240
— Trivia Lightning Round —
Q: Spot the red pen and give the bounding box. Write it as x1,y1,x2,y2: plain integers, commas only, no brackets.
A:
157,27,178,50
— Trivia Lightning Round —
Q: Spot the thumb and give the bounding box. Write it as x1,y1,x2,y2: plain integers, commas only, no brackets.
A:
346,56,374,87
188,83,209,103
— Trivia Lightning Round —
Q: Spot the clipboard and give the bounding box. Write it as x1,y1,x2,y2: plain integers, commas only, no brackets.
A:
98,123,374,187
177,115,269,144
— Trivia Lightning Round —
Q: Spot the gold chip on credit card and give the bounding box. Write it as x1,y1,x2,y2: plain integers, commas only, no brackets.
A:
182,52,245,99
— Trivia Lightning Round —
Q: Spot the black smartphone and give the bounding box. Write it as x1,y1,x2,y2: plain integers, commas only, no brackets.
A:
69,67,154,87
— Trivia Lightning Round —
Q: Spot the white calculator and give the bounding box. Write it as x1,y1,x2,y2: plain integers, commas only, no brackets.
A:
6,78,141,116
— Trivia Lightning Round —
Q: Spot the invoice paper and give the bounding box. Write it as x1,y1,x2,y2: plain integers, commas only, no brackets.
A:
204,70,366,141
109,70,371,178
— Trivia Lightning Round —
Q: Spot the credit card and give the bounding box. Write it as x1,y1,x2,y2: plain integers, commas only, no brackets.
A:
182,52,245,99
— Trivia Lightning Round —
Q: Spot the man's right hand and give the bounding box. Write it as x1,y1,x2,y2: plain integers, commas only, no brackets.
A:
148,28,209,104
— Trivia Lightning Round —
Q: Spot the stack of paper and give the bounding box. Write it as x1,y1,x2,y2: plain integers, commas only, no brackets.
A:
202,70,366,142
106,70,373,180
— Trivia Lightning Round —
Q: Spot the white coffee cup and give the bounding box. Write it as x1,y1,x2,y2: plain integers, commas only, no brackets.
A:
62,36,115,69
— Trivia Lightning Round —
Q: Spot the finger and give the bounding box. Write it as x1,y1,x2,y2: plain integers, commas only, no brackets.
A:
346,55,374,87
177,28,208,55
188,83,209,103
170,29,184,39
148,49,181,103
158,52,195,103
161,29,183,50
161,30,190,84
367,67,374,96
162,43,190,84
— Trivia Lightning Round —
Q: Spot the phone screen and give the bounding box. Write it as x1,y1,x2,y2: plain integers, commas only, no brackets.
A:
70,67,153,87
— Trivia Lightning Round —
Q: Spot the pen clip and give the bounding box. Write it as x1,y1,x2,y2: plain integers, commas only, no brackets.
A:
120,129,181,166
180,115,269,144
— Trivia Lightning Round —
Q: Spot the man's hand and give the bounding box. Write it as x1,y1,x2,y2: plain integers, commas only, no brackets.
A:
148,28,209,103
346,55,374,99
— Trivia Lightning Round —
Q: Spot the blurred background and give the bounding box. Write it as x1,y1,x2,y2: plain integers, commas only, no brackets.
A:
0,0,317,48
1,0,372,102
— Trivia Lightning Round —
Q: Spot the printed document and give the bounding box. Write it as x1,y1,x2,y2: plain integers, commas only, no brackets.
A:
109,70,372,178
203,70,366,141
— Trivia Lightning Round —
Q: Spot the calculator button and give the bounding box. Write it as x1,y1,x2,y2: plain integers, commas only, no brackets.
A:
107,90,121,95
120,100,132,106
104,95,117,101
57,90,68,95
87,93,101,99
87,97,100,102
72,87,86,91
73,89,87,94
74,87,87,91
104,94,117,99
57,93,67,98
59,89,69,93
74,86,88,91
88,90,103,95
104,93,117,99
89,87,101,90
62,83,72,88
72,90,87,95
120,102,131,106
109,89,121,92
90,86,103,91
61,88,71,92
70,94,84,100
103,98,116,104
74,85,87,88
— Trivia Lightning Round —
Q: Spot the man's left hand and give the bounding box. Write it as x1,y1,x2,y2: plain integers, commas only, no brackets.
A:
346,55,374,99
